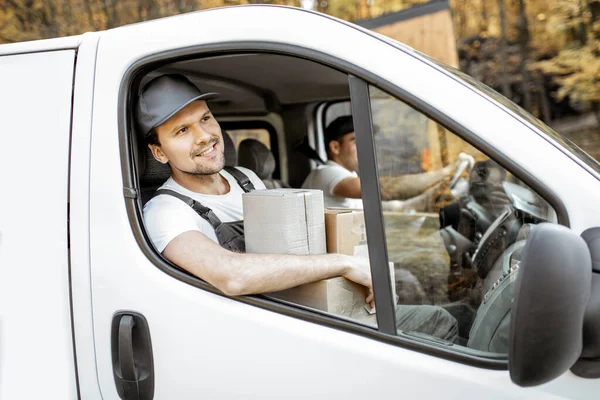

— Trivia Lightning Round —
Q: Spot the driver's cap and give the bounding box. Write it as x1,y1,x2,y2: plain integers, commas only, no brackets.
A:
135,74,219,137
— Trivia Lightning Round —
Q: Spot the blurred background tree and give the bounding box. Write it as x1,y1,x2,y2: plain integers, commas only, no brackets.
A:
532,0,600,124
1,0,598,147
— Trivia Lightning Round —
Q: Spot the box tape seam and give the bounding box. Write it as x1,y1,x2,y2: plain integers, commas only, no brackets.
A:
303,192,311,253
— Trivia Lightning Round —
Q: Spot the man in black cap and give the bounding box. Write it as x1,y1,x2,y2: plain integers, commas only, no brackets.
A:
137,74,458,341
302,116,465,211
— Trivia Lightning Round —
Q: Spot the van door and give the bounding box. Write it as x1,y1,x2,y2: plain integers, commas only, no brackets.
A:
0,49,77,399
87,6,600,399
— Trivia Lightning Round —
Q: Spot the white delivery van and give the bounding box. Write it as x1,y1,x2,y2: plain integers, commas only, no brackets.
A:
0,5,598,400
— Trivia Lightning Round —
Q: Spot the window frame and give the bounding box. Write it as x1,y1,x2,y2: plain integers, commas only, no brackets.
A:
119,41,569,370
349,75,397,334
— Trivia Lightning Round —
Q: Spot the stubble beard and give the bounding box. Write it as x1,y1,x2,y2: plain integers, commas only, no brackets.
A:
178,136,225,176
183,150,225,176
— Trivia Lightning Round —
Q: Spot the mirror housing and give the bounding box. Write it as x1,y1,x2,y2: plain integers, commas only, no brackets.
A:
509,223,591,387
571,274,600,378
571,228,600,378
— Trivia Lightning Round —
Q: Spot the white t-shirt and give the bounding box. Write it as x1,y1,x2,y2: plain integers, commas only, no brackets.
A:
143,167,266,252
301,161,363,209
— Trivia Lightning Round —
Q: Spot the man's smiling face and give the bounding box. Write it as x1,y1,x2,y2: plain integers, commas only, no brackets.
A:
149,100,225,178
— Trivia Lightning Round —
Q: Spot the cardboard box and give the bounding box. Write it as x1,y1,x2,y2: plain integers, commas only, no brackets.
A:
268,277,375,324
324,209,397,302
243,189,326,255
324,208,367,255
268,260,396,325
243,190,388,324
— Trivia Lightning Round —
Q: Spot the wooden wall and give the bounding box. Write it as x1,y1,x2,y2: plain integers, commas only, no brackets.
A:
372,8,459,68
364,5,478,171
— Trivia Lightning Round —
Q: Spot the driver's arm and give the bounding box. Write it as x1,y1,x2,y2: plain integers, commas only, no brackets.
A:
331,154,468,202
332,176,362,199
379,161,460,200
331,170,449,202
162,230,374,302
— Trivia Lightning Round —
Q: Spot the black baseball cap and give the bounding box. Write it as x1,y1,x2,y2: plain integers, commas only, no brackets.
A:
324,116,354,146
135,74,220,137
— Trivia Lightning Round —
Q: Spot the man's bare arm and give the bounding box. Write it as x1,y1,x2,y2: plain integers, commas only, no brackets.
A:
332,167,452,201
380,163,457,200
162,230,372,297
332,176,362,199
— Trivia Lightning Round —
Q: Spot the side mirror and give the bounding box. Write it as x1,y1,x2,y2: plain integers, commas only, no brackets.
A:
509,223,592,386
571,228,600,378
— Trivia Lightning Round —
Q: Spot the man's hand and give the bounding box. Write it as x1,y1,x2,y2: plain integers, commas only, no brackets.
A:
443,152,473,176
343,256,375,308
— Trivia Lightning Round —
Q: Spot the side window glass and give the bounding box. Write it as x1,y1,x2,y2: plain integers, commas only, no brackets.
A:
368,85,557,354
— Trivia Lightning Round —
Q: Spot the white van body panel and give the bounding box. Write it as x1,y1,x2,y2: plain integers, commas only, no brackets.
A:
0,50,77,399
0,35,81,56
69,32,104,400
85,6,600,399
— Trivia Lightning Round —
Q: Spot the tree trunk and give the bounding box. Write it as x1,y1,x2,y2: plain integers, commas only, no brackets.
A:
38,0,60,39
536,73,552,123
146,0,162,20
83,0,98,30
517,0,533,112
497,0,511,98
138,0,144,21
579,0,589,45
102,0,120,29
480,0,488,33
459,0,467,38
358,0,369,20
593,102,600,128
590,1,600,41
174,0,189,13
61,0,74,36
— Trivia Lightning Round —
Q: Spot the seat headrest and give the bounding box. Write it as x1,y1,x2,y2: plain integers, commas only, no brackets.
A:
222,130,237,167
140,145,171,187
237,139,275,180
138,130,237,187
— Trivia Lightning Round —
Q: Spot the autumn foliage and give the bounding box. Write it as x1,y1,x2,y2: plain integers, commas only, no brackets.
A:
0,0,598,123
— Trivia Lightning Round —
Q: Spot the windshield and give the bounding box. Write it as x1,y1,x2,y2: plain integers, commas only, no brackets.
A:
373,33,600,178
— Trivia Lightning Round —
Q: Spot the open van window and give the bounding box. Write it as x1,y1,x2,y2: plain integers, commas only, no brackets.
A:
128,47,560,362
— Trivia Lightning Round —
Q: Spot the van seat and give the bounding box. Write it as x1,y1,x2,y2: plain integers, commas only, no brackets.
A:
237,139,289,189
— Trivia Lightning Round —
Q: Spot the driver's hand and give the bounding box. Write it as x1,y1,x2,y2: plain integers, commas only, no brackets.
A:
443,158,462,177
457,153,475,171
458,152,475,167
445,153,475,175
343,256,375,308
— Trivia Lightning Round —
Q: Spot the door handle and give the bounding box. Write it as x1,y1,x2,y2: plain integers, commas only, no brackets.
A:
119,316,136,380
111,312,154,400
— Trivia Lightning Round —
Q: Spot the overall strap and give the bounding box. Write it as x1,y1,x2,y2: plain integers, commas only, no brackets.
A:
223,166,255,193
153,188,246,252
154,189,224,231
